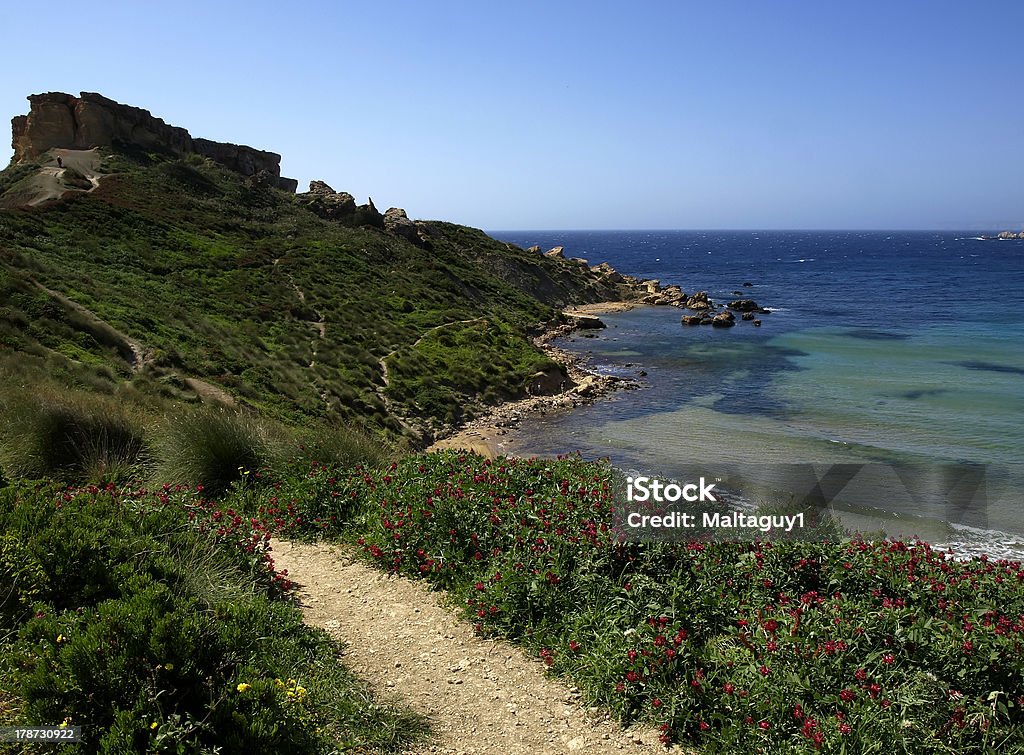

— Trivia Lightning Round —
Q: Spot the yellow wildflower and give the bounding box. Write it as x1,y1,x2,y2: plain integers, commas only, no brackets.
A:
237,682,251,693
150,722,158,730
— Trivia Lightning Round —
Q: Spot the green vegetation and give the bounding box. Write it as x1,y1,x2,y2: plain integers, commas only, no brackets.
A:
0,481,424,754
0,149,616,440
384,318,558,425
257,452,1024,753
13,139,1017,754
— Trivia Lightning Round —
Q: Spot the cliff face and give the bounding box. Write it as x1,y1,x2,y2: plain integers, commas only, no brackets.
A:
11,92,297,192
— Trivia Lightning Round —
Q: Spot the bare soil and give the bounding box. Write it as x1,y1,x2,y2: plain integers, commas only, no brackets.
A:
271,539,686,755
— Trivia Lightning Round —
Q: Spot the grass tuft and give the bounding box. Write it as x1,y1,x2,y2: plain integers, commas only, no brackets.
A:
155,406,285,495
0,388,149,483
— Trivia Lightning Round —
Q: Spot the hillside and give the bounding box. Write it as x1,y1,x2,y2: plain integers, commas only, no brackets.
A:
0,92,637,442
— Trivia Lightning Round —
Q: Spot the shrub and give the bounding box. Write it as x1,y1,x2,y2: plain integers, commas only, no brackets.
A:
291,422,396,470
155,407,285,495
0,482,425,753
0,388,149,483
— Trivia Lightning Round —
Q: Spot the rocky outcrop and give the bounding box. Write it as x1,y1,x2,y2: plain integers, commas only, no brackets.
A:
11,92,297,191
727,299,759,312
686,291,713,310
308,180,336,195
565,313,606,330
526,365,573,396
383,207,424,244
711,311,736,327
544,246,565,258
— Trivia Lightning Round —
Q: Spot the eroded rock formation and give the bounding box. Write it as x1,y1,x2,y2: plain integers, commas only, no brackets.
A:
11,92,297,191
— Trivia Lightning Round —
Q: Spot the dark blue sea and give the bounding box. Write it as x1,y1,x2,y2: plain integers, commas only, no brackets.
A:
491,231,1024,559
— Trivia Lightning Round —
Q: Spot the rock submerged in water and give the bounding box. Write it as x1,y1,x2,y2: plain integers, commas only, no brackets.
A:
727,299,759,312
566,313,606,330
682,315,702,326
686,291,713,310
712,311,736,327
741,312,755,321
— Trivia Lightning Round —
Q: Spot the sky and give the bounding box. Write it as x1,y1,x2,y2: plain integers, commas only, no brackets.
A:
1,1,1021,230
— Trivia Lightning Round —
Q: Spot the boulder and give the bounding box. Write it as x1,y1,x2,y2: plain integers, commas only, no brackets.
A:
573,376,601,397
682,315,702,326
300,188,357,221
383,207,421,243
308,180,336,195
727,299,760,312
743,282,754,287
353,197,384,228
591,262,624,284
527,245,542,254
686,291,713,310
544,246,565,258
567,313,606,330
753,319,762,327
527,365,572,396
741,312,755,321
712,311,736,327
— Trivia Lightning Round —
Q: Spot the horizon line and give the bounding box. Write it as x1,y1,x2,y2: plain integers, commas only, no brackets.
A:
483,228,1015,234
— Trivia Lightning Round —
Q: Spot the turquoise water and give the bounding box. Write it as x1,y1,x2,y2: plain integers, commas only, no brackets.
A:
492,232,1024,558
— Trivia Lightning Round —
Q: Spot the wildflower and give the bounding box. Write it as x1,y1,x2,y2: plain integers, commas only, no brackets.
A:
150,722,158,730
237,682,251,693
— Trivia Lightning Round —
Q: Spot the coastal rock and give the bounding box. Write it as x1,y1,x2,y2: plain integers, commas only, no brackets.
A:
526,365,572,396
741,312,755,321
569,257,589,265
743,282,754,287
591,262,624,284
727,299,760,312
544,246,565,258
566,313,606,330
686,291,713,310
573,375,605,397
712,311,736,327
660,285,686,305
753,319,762,327
10,91,298,191
682,315,702,326
997,231,1024,239
527,245,542,255
645,280,661,294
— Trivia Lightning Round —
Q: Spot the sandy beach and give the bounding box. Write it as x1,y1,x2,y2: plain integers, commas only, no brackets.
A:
428,304,643,456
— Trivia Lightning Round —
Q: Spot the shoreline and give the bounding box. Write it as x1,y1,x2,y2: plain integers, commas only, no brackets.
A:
427,302,643,457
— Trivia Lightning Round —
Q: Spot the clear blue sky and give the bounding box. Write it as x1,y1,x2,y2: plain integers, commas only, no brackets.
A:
2,1,1021,230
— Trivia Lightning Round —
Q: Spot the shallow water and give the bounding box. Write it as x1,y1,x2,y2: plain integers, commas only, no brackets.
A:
491,231,1024,558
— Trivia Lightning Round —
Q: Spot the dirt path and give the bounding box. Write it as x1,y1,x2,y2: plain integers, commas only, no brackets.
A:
23,148,104,206
272,539,680,755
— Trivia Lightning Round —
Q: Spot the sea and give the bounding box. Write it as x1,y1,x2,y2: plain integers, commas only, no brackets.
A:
490,231,1024,560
